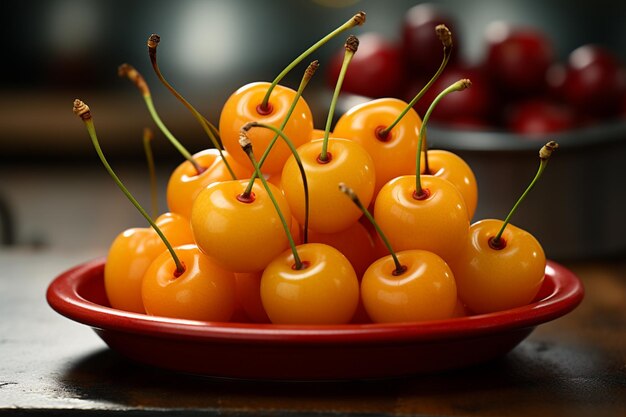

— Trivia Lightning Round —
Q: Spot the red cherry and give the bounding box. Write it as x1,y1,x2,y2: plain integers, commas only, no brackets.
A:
413,66,494,123
506,99,575,135
484,22,554,96
327,32,407,98
401,3,460,75
546,62,568,99
560,45,626,118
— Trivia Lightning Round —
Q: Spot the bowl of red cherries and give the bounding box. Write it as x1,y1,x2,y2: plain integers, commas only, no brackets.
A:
326,3,626,261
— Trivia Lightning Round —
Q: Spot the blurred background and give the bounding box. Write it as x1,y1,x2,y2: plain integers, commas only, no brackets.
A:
1,0,625,259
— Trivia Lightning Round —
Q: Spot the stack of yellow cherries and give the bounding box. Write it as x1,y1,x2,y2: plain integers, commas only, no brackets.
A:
73,11,557,326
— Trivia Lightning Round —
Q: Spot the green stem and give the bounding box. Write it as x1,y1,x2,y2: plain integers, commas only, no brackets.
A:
415,79,471,196
79,110,184,274
243,122,310,244
260,11,365,110
493,141,559,244
338,183,405,275
142,94,204,175
321,36,358,162
379,43,451,137
241,140,303,270
243,60,317,197
147,35,236,180
142,127,159,220
200,114,223,145
118,63,204,176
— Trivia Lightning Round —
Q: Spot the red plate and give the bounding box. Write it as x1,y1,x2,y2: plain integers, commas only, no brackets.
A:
46,258,584,380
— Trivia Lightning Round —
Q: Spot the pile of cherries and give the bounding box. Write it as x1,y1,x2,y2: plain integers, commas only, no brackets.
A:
74,10,556,326
327,3,626,135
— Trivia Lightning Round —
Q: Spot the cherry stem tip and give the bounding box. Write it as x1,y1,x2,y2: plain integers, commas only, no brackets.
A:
147,33,160,50
540,141,559,160
73,99,91,121
436,24,452,49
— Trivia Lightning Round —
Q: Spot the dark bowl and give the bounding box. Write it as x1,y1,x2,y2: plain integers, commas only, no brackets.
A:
428,121,626,261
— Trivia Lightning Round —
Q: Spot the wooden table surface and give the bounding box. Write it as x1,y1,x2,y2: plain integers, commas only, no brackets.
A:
1,249,624,416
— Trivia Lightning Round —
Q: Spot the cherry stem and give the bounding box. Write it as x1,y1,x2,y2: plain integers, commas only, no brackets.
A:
320,35,359,162
246,60,318,185
415,79,471,196
142,127,159,220
493,141,559,244
73,99,185,275
118,63,204,176
147,35,237,180
239,134,303,270
242,122,310,244
260,11,366,111
379,24,452,138
338,183,406,276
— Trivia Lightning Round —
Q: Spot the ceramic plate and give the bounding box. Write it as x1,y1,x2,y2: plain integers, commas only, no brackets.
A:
47,258,584,380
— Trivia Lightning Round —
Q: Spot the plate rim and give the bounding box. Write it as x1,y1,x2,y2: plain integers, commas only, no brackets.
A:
46,258,584,345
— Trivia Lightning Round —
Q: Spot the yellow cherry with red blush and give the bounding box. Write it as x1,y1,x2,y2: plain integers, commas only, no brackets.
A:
332,24,454,196
239,133,360,325
190,179,291,273
142,244,236,321
283,35,376,234
166,148,251,219
218,12,366,174
307,220,376,278
105,212,193,313
452,219,545,314
219,82,313,174
261,243,360,324
421,149,478,220
234,271,270,323
373,79,471,265
450,141,558,314
333,97,422,195
339,183,457,323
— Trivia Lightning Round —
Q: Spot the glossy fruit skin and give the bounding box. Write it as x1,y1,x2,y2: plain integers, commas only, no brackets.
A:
311,129,327,140
104,212,194,313
333,98,422,195
264,171,283,189
449,219,546,314
142,244,236,321
234,272,270,323
401,3,460,75
374,175,469,265
190,179,291,273
421,150,478,220
361,250,457,323
327,32,407,98
260,243,359,324
307,220,377,279
484,23,554,96
451,298,470,318
219,82,313,174
281,138,376,234
166,149,252,219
